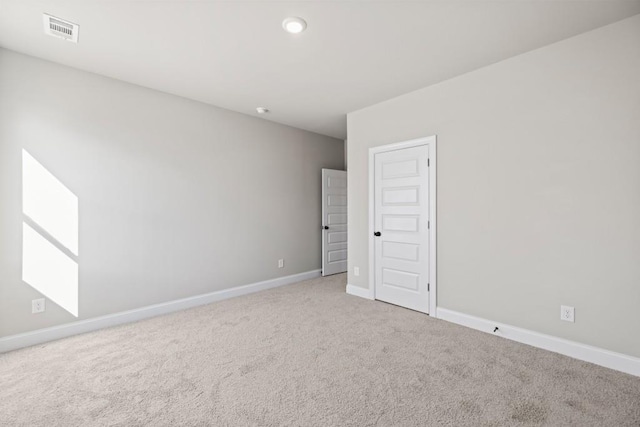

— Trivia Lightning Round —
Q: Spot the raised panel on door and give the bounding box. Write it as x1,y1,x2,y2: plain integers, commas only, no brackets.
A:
374,145,430,313
322,169,348,276
382,241,420,262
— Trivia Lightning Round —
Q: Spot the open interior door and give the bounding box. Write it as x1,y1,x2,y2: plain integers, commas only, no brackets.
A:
322,169,347,276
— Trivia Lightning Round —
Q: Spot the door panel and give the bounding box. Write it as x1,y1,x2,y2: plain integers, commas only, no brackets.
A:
322,169,347,276
374,145,429,313
382,241,419,261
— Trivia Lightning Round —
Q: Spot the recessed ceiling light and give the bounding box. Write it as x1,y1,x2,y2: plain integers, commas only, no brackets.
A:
282,17,307,34
256,107,269,114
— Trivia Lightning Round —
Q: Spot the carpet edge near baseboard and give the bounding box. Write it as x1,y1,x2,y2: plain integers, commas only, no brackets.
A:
346,283,374,300
0,269,322,354
437,307,640,378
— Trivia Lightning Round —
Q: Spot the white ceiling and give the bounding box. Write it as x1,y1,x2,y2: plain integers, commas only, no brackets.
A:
1,1,639,139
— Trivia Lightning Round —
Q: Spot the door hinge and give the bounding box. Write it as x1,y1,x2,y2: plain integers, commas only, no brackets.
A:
427,283,430,291
427,158,430,167
428,220,430,229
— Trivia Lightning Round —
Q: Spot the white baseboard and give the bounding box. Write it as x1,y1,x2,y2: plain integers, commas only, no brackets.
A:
346,283,374,300
0,269,321,354
436,307,640,378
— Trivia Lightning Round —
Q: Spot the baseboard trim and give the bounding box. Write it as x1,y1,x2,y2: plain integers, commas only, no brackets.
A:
436,307,640,377
0,269,322,354
346,283,374,300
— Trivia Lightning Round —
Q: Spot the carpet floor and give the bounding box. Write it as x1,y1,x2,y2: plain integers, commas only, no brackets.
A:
1,274,639,426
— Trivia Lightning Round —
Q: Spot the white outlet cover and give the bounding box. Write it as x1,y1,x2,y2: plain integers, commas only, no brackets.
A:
354,267,360,276
32,298,46,314
278,259,284,268
560,305,575,322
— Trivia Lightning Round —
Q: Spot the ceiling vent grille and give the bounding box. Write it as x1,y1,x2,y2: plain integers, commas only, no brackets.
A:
43,14,79,43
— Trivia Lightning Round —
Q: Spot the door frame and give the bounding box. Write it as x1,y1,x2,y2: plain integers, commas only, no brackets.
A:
368,136,437,316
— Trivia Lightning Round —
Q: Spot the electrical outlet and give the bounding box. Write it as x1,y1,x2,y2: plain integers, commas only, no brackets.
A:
560,305,574,322
278,259,284,268
32,298,45,314
354,267,360,276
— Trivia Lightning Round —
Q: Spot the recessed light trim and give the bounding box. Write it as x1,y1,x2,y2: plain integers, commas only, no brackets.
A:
282,17,307,34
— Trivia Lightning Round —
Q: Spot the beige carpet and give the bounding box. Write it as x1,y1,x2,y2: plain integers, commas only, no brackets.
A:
1,274,639,426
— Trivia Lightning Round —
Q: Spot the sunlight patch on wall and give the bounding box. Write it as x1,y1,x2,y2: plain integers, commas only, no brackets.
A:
22,223,79,317
22,150,78,255
22,149,79,317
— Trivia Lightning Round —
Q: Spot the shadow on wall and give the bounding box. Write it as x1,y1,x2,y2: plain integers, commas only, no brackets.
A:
22,149,79,317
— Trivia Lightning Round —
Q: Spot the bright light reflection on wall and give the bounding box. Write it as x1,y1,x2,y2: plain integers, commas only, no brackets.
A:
22,150,78,255
22,149,79,317
22,223,79,317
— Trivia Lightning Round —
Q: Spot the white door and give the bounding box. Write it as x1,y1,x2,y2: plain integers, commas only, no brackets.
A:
374,145,430,313
322,169,347,276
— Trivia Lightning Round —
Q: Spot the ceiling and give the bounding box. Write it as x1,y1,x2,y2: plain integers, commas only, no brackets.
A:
1,1,639,139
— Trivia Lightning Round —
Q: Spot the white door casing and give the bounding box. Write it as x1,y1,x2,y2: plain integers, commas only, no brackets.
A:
322,169,347,276
369,137,436,315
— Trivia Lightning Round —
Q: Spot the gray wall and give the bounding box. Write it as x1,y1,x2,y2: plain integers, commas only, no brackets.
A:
0,49,344,338
347,15,640,358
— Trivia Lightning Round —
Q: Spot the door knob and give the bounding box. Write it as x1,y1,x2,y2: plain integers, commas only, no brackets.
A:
323,226,329,230
374,231,381,236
